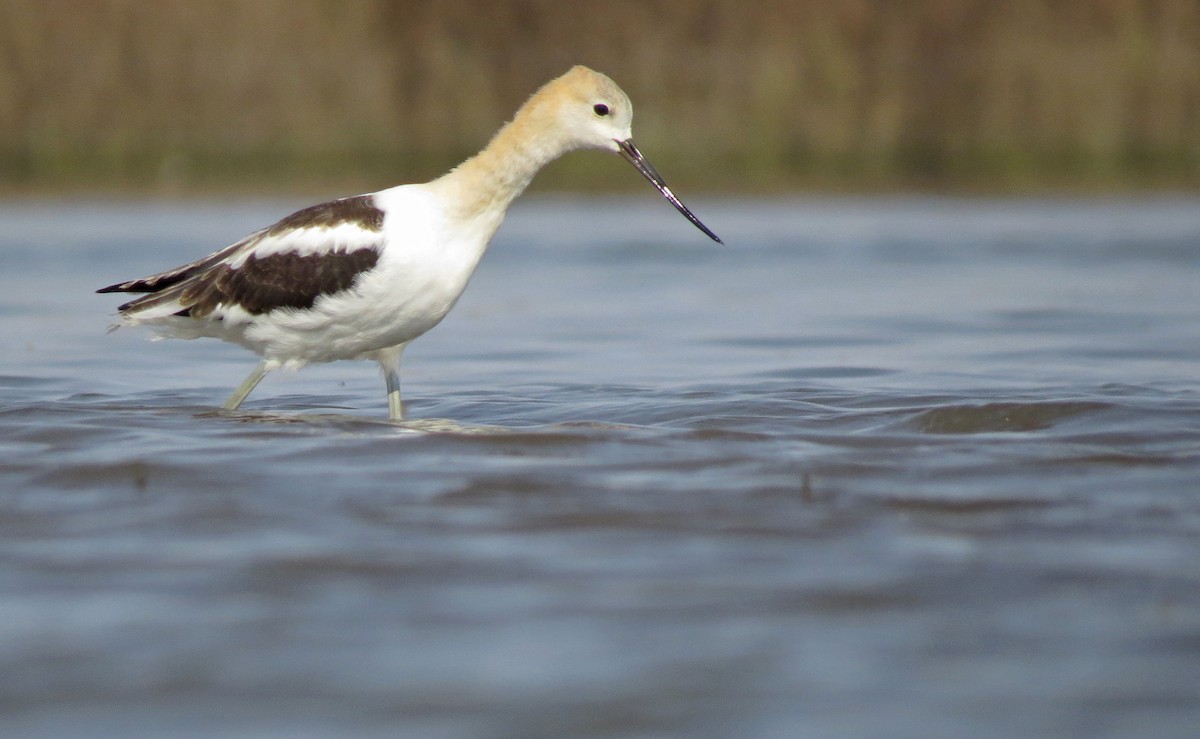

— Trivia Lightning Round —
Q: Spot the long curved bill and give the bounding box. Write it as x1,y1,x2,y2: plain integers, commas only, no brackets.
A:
617,139,722,244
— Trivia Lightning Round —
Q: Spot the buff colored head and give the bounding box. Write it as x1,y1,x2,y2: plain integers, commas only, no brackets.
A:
522,66,722,243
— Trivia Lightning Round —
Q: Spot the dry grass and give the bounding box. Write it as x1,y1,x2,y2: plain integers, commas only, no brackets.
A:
2,0,1198,192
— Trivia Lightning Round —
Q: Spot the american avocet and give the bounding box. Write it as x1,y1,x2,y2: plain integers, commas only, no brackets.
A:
98,66,721,420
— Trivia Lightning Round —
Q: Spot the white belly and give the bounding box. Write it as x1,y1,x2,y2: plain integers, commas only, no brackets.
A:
241,253,479,366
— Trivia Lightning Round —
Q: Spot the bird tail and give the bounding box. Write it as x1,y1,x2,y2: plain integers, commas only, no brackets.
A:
97,231,260,321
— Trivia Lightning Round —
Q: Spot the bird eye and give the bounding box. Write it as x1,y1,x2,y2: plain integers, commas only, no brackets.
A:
593,103,610,117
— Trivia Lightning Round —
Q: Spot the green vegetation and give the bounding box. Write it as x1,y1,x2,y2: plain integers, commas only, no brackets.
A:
2,0,1197,194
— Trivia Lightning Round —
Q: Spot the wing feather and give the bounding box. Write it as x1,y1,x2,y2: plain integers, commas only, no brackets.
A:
99,195,387,321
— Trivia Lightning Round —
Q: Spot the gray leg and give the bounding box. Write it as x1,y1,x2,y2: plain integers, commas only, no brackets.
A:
379,345,406,420
224,361,270,411
386,368,402,420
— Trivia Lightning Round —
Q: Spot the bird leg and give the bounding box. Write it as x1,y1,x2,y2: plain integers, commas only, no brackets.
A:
224,361,270,411
386,369,403,420
379,345,407,421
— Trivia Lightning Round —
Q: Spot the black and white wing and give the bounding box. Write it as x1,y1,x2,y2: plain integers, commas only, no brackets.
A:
99,195,387,322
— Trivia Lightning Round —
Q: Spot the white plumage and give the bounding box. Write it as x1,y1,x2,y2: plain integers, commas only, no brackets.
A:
99,66,721,420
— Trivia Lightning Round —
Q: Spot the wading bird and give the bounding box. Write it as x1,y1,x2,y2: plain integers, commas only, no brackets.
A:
98,66,721,420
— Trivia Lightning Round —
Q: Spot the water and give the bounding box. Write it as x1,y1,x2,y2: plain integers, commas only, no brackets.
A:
2,195,1199,737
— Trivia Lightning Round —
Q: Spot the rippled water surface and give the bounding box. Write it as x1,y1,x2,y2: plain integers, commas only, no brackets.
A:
3,196,1200,737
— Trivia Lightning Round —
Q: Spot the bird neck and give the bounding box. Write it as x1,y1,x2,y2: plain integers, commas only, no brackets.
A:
431,96,569,223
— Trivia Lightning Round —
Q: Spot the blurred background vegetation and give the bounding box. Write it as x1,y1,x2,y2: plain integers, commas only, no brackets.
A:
2,0,1198,195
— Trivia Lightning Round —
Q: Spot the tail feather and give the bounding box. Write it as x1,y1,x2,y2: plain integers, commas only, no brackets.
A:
112,281,197,320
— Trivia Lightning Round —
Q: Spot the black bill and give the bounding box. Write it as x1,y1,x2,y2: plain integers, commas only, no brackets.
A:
617,139,722,244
